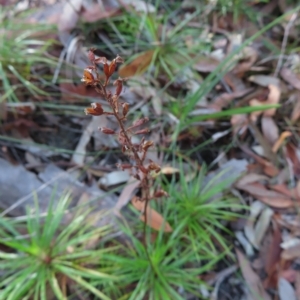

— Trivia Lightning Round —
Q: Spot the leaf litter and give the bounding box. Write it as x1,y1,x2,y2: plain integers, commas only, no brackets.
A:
1,0,300,299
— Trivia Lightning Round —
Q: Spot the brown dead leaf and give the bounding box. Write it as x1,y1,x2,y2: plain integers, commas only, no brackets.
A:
262,222,282,289
118,50,155,77
281,243,300,260
280,67,300,90
264,84,281,117
291,93,300,122
236,248,271,300
248,75,281,87
81,3,120,23
140,206,173,232
249,84,280,121
231,114,249,136
285,143,300,178
211,88,253,111
235,173,269,187
262,116,279,146
233,46,258,77
272,131,292,153
295,272,300,299
193,55,220,72
235,182,294,208
131,196,144,211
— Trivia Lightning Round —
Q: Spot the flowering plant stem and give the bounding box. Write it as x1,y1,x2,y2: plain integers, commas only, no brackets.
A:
82,49,167,268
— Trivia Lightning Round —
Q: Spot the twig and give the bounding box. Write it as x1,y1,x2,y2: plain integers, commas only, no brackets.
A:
274,12,297,77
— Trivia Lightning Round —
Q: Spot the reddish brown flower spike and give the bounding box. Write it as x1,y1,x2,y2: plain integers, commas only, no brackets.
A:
84,103,104,116
99,127,116,134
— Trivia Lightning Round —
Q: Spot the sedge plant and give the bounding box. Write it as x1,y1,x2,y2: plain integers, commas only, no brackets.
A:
0,194,117,300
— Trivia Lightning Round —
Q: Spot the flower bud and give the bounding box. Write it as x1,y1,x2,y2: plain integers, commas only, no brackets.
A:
99,127,116,134
94,57,107,64
142,140,153,151
84,103,104,116
154,190,169,198
116,163,132,170
132,117,149,127
134,128,150,135
108,60,116,77
103,63,109,78
148,161,161,173
81,68,95,86
122,103,129,117
113,77,123,96
88,48,95,63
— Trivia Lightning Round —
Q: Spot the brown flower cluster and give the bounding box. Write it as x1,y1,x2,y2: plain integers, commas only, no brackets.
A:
82,48,167,212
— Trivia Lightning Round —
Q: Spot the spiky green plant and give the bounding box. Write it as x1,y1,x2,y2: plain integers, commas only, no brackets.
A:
103,221,221,300
0,194,117,300
0,6,57,103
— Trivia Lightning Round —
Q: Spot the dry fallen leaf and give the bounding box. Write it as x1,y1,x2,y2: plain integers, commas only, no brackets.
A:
140,206,173,232
285,143,300,178
261,116,279,146
272,131,292,153
280,67,300,90
264,84,281,117
291,92,300,122
281,243,300,260
231,114,249,136
236,248,271,300
118,50,154,77
236,182,294,208
278,277,297,300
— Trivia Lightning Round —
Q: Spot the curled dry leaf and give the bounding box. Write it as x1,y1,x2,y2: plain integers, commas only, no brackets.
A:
249,84,280,121
264,84,281,117
140,206,173,232
280,67,300,90
118,50,154,77
272,131,292,153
